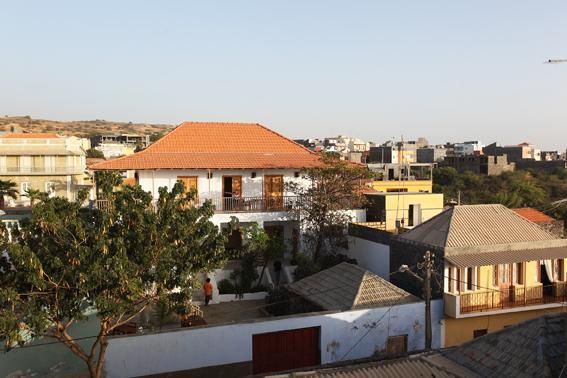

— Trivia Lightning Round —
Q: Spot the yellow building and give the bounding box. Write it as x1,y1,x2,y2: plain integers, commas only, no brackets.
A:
0,133,91,206
365,192,444,231
369,163,433,193
391,204,567,347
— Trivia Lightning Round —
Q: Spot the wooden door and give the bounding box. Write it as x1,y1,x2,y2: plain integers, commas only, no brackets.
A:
252,327,320,375
264,175,284,210
222,176,243,211
497,264,512,305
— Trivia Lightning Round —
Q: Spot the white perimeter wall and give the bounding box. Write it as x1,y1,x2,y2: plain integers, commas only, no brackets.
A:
104,300,443,378
347,237,390,280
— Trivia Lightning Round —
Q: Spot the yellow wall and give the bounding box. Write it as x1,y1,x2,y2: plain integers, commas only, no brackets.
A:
383,193,444,230
446,259,567,346
445,306,565,347
1,174,88,203
371,180,433,193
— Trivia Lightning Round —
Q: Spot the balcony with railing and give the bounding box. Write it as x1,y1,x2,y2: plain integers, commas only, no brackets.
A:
0,166,85,175
95,195,299,213
445,282,567,318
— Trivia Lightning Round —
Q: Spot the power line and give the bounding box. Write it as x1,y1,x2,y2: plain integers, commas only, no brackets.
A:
2,264,416,353
338,293,413,362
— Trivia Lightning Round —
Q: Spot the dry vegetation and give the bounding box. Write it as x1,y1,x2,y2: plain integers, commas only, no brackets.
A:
0,115,174,137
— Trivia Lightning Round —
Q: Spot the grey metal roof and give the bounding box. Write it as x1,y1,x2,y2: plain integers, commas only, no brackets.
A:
397,204,567,267
268,354,476,378
443,313,567,378
287,262,419,311
445,247,567,268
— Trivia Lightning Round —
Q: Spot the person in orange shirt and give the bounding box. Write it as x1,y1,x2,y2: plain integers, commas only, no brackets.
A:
203,278,213,306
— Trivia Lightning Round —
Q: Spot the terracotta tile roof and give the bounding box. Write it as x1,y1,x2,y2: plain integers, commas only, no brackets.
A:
92,122,322,170
287,262,418,311
1,133,59,139
512,207,555,223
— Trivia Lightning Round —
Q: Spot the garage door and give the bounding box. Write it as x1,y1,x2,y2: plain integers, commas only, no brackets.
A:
252,326,320,374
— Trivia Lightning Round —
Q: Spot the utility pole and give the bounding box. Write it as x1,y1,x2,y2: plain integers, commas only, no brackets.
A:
399,251,434,350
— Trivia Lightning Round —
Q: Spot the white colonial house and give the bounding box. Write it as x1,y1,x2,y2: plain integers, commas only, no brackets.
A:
93,122,365,261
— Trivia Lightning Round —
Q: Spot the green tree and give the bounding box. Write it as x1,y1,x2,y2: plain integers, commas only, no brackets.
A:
86,148,105,159
22,188,47,209
0,182,234,377
0,179,18,209
94,170,124,198
286,153,373,261
240,224,286,286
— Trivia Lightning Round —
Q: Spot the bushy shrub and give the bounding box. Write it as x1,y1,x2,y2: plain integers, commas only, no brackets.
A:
217,279,235,294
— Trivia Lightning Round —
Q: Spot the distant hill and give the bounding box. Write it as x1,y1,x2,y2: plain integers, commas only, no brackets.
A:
0,116,175,139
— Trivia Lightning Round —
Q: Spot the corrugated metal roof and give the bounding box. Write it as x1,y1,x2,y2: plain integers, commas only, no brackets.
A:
397,204,567,266
445,205,556,247
445,247,567,268
287,262,419,311
443,313,566,377
268,354,475,377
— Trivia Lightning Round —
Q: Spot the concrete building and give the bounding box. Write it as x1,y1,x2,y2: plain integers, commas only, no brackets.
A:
483,142,542,163
389,204,567,347
416,145,447,163
94,143,135,159
91,133,150,149
368,163,433,192
0,133,91,206
453,141,483,156
441,154,515,175
364,192,444,232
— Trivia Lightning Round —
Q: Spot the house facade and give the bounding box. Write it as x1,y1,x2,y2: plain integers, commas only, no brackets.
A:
93,122,364,256
0,133,91,206
389,204,567,347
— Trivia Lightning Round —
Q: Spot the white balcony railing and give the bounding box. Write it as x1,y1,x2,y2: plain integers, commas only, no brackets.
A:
94,196,299,214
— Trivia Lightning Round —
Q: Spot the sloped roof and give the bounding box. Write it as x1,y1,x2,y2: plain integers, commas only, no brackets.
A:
287,262,418,311
268,353,477,378
397,204,567,267
513,207,555,223
92,122,323,170
1,133,59,139
443,313,566,378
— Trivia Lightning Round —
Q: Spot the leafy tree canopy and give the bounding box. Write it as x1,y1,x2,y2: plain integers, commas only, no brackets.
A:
0,181,235,377
287,153,373,261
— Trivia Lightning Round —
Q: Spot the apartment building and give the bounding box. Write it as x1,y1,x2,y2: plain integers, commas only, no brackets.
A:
389,204,567,347
0,133,90,206
453,141,483,156
441,154,515,175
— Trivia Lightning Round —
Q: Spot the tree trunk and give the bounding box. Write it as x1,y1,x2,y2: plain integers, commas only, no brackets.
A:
257,263,267,286
314,233,323,262
0,196,5,209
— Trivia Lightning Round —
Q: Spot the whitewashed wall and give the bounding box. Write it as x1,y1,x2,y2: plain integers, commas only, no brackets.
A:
137,169,307,199
104,299,443,378
347,237,391,280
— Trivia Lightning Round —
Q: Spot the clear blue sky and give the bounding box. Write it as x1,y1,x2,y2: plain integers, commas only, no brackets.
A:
1,1,566,149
